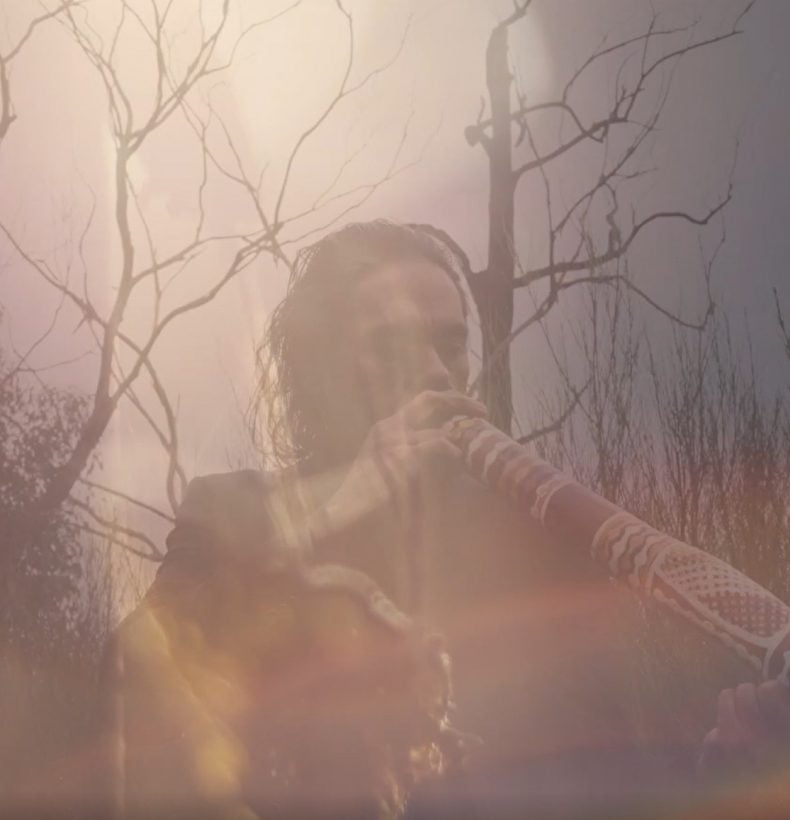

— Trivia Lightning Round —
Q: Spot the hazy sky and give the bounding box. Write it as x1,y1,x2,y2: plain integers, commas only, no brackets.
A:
1,0,788,555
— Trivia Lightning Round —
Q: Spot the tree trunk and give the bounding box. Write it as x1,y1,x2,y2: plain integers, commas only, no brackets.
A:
477,23,516,434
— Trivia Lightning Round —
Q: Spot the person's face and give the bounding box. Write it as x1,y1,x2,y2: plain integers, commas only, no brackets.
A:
346,256,470,426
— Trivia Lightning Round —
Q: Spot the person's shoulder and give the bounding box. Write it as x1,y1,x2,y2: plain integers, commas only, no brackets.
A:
115,468,291,621
166,468,285,556
181,468,273,507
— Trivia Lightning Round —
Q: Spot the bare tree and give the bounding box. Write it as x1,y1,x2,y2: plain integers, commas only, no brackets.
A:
0,0,416,562
455,1,750,432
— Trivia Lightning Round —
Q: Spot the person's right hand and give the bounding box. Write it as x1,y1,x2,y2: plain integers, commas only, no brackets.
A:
310,390,486,545
358,389,486,495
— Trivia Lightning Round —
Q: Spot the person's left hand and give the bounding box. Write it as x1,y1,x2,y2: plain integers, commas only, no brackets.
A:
697,680,790,776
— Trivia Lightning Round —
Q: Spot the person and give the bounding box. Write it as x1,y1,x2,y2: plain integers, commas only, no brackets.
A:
96,221,495,819
97,220,759,819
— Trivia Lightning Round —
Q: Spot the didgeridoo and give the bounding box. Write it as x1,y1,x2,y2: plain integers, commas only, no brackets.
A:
444,415,790,684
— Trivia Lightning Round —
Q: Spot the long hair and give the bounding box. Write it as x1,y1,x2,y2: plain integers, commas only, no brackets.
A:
252,220,467,467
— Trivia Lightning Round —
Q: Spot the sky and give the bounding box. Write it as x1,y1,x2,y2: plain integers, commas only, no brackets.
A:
1,0,788,581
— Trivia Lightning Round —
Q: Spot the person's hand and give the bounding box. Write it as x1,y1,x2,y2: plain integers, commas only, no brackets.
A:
697,680,790,777
358,389,486,491
311,390,486,543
